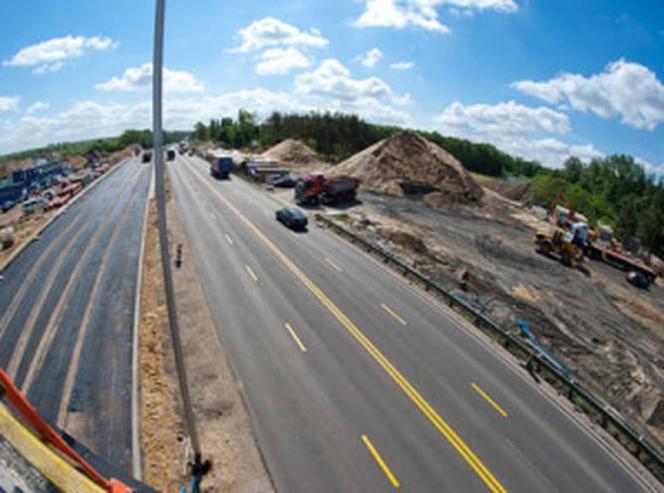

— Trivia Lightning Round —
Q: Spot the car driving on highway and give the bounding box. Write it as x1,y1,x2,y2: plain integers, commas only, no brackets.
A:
275,207,308,231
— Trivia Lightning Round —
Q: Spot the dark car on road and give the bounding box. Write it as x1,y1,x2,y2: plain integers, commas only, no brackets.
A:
273,173,297,188
276,207,308,231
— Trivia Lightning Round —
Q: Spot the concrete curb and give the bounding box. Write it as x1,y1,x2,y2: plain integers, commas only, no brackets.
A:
0,157,131,275
131,165,154,481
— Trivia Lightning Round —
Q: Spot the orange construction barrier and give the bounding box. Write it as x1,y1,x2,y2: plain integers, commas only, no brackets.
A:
0,368,132,493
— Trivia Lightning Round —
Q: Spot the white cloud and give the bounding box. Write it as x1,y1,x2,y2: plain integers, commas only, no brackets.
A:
390,61,415,70
24,101,50,115
96,63,204,93
0,84,414,155
230,17,328,53
358,48,383,68
354,0,517,33
513,59,664,130
435,100,570,135
3,35,115,73
295,59,412,125
295,58,397,102
255,47,312,75
0,97,20,113
433,100,603,166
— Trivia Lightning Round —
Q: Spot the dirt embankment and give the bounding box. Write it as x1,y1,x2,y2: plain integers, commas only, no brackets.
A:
334,191,664,448
262,139,328,172
328,132,483,203
139,199,186,492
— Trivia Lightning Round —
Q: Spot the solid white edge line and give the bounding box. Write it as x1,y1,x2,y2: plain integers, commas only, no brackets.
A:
131,164,153,480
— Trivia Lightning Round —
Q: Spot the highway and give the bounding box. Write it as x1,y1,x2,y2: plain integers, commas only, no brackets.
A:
169,154,652,493
0,158,151,475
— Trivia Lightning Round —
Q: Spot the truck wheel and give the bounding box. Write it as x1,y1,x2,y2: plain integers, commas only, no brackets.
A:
561,250,572,267
538,241,552,256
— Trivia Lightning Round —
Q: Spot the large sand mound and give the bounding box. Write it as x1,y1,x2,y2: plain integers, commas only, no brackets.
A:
328,132,483,203
263,139,326,170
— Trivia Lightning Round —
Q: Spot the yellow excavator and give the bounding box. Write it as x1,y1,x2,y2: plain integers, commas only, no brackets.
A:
535,228,584,267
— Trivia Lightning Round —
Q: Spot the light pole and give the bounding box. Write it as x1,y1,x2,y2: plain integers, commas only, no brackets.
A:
152,0,208,485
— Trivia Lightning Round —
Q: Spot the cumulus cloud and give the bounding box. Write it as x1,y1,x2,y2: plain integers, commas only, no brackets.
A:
0,83,414,155
255,47,312,75
354,0,517,32
0,97,20,113
294,59,412,125
296,58,396,102
433,100,602,166
3,35,115,73
390,61,415,70
435,100,570,135
358,48,383,68
230,17,328,53
24,101,50,115
96,63,204,93
513,59,664,130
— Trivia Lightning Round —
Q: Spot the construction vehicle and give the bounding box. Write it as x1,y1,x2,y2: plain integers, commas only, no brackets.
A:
584,225,657,287
535,228,584,267
294,174,360,206
210,156,233,179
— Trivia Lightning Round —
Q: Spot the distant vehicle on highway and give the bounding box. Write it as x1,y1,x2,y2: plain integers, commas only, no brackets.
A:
21,197,48,214
166,148,176,161
142,151,152,163
273,173,297,188
210,157,233,179
276,207,308,231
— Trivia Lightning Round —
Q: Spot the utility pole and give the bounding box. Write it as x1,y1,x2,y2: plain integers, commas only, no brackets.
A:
152,0,209,485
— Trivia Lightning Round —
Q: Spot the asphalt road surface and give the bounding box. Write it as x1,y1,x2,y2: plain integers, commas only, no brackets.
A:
0,159,151,475
169,154,652,493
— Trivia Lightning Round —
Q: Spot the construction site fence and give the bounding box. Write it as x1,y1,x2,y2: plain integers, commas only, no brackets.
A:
316,214,664,485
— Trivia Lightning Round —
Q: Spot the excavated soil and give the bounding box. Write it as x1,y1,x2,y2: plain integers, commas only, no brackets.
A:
262,139,327,171
139,199,186,492
328,132,483,203
334,191,664,449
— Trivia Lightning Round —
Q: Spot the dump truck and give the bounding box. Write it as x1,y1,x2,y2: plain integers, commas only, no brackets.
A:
210,156,234,179
295,174,360,206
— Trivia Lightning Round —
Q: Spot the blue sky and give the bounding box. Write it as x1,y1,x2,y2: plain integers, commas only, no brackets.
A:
0,0,663,171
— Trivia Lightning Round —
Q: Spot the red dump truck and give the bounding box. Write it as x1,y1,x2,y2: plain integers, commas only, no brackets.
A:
294,174,360,206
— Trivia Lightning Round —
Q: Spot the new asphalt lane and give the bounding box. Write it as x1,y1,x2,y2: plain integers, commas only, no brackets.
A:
0,158,151,475
169,154,652,493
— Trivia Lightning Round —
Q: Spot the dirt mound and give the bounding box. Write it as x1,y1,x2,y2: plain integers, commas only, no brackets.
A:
484,180,533,203
329,132,483,203
263,139,325,169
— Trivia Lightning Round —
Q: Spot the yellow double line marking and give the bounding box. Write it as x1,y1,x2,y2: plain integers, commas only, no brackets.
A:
361,434,400,489
381,303,407,326
189,165,507,493
284,323,307,352
472,383,508,418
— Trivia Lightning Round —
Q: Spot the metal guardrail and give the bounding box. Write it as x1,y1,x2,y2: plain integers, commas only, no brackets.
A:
316,214,664,485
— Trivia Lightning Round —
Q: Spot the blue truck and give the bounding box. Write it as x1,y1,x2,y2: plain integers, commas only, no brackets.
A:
210,156,233,179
